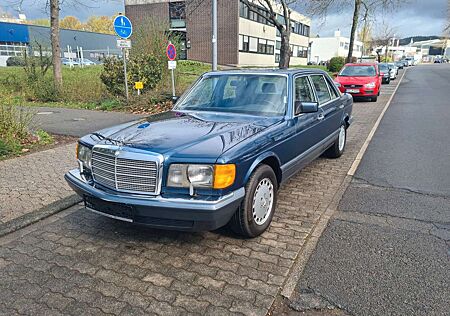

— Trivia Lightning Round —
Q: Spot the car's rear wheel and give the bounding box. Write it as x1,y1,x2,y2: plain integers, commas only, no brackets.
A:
229,165,277,238
325,124,346,158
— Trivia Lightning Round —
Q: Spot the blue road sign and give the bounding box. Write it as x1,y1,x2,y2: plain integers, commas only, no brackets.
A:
113,15,133,39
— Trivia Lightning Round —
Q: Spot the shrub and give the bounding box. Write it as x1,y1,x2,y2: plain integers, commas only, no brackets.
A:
328,57,345,73
100,54,163,97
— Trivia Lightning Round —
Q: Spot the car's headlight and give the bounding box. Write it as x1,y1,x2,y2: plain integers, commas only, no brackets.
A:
364,82,376,88
167,164,235,189
76,143,92,170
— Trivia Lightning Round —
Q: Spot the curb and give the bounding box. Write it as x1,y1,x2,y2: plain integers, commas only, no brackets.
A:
0,194,82,238
278,68,408,301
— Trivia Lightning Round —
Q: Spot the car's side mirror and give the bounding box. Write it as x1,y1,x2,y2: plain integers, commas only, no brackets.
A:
295,101,319,115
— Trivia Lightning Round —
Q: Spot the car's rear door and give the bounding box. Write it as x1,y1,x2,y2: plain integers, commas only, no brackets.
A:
310,74,343,143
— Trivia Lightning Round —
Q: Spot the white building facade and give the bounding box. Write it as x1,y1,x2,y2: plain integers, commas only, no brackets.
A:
309,31,363,64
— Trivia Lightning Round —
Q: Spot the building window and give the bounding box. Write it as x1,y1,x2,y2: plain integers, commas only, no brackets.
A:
239,0,272,25
239,35,250,52
276,41,281,50
0,42,27,57
275,53,280,63
249,37,258,52
169,1,186,28
240,35,275,55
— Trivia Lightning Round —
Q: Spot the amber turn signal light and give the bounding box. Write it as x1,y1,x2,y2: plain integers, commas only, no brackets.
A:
213,164,236,189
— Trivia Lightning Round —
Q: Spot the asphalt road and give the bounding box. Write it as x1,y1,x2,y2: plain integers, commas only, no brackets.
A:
289,64,450,316
28,106,144,137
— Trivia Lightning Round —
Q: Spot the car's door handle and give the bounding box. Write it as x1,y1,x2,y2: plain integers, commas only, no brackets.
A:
317,113,325,121
338,104,344,109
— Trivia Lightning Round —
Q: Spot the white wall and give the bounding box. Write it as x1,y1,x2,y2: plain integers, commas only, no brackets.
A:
310,36,362,63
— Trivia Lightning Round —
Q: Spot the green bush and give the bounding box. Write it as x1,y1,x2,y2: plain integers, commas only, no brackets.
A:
27,77,59,102
328,57,345,73
100,54,163,97
6,57,26,67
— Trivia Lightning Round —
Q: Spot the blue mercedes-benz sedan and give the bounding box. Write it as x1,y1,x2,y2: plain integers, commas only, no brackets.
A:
65,69,353,237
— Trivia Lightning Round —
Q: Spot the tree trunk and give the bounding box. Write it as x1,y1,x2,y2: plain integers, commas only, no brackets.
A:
279,29,291,69
50,0,62,89
347,0,362,63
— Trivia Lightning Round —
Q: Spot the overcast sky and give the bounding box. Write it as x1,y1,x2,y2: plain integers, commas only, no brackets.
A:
2,0,448,38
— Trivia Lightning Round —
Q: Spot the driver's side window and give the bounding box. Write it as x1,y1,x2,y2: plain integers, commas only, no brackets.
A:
295,76,315,115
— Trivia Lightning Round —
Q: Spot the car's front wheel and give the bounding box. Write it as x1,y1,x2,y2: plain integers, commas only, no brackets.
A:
325,124,347,158
229,165,278,238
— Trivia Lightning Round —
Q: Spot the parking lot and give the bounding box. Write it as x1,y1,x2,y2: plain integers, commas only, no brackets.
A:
0,73,404,316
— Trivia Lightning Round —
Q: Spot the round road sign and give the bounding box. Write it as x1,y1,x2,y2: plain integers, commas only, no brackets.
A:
166,43,177,61
113,15,133,39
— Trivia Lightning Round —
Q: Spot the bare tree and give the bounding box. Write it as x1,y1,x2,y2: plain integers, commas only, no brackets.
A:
307,0,406,63
241,0,296,68
50,0,62,88
372,23,396,62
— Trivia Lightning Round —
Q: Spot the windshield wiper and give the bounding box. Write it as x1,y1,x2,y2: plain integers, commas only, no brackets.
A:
90,132,133,146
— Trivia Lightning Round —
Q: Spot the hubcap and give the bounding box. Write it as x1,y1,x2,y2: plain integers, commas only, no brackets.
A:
252,178,274,226
338,126,346,152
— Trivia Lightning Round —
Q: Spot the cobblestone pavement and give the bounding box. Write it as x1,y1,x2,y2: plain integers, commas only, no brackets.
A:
0,143,76,225
0,85,396,315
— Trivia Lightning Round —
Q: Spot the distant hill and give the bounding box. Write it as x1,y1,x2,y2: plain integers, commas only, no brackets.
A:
399,36,440,45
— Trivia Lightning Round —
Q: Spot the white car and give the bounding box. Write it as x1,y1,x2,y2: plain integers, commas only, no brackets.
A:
388,63,398,78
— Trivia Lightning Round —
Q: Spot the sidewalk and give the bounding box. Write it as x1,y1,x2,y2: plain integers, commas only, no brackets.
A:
0,143,79,232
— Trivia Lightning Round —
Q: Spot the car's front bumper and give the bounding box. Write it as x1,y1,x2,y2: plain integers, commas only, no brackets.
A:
65,169,245,232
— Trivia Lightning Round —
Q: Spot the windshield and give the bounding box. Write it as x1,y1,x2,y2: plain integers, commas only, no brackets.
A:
378,64,389,72
339,66,376,77
175,74,287,116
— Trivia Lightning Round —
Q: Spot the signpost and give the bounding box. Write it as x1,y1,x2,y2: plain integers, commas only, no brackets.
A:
166,43,177,100
113,15,133,101
134,82,143,95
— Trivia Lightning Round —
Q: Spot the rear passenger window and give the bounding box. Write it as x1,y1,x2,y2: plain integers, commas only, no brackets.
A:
310,75,332,104
295,76,315,103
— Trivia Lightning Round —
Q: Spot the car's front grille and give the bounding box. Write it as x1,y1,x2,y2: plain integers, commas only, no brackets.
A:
91,148,159,195
343,84,363,88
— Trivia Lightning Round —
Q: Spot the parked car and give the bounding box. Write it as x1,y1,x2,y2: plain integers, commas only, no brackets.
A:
75,58,96,66
61,58,79,66
400,60,408,67
378,63,391,84
334,63,381,102
404,57,414,66
380,62,396,80
65,69,353,237
395,61,404,69
388,63,398,76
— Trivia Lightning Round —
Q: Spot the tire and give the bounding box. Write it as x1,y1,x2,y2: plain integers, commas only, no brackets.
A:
229,165,278,238
325,124,346,158
371,96,378,102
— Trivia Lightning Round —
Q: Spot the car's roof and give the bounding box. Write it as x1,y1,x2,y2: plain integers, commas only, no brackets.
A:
345,63,377,66
203,68,329,76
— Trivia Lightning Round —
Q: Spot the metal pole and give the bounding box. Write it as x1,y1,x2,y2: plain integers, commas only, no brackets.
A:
123,48,129,101
212,0,218,71
171,68,176,98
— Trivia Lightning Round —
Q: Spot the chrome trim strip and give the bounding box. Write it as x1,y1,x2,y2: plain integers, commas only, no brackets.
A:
281,128,340,172
86,207,133,223
68,169,245,208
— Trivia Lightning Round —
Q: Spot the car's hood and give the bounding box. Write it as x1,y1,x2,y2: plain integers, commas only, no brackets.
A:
336,76,378,84
91,111,281,161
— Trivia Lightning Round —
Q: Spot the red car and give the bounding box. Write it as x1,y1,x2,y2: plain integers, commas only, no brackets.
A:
334,63,381,102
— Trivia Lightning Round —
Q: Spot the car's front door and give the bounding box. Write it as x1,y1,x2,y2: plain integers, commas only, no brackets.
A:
310,74,343,142
279,75,324,179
